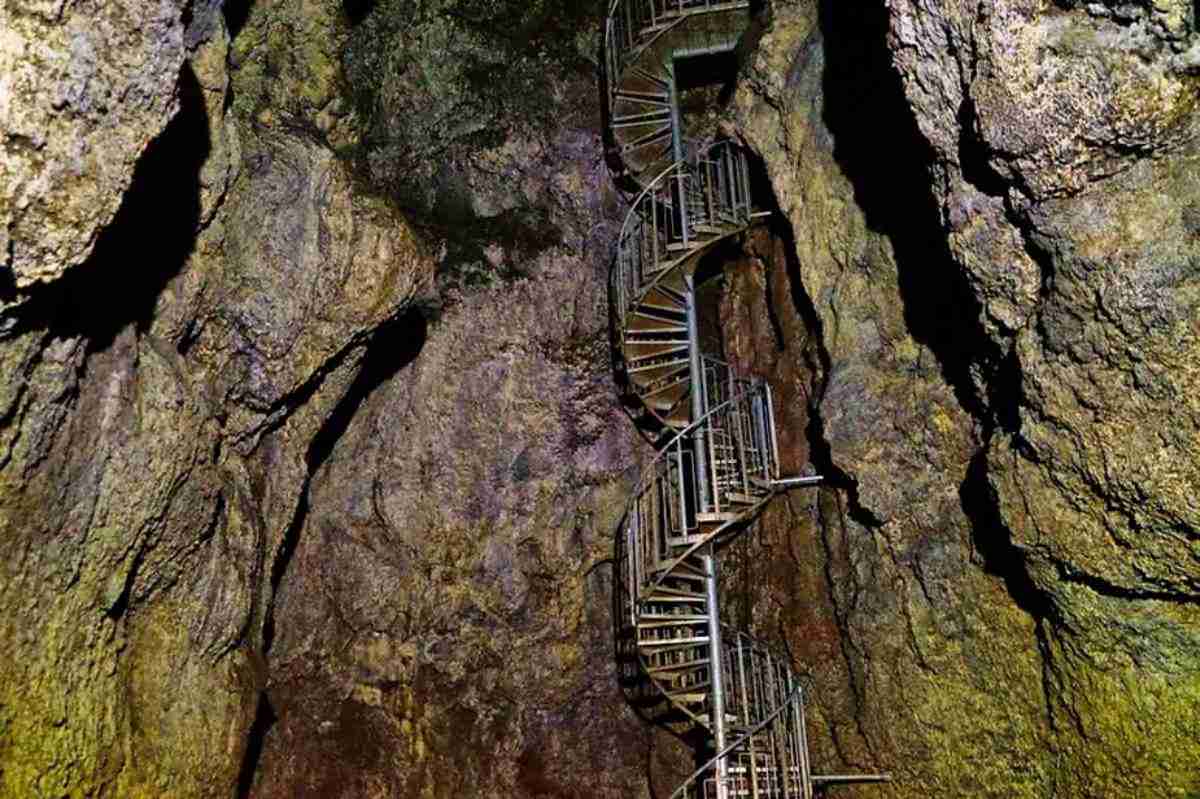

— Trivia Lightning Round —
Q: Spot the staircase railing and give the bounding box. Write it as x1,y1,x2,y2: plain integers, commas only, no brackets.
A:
611,142,753,350
617,380,777,628
604,1,890,796
606,0,753,108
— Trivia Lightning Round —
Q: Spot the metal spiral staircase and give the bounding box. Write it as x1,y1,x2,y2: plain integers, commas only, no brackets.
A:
604,3,890,797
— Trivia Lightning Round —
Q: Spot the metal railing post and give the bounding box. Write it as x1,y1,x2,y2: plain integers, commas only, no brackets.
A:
685,274,710,511
703,551,729,799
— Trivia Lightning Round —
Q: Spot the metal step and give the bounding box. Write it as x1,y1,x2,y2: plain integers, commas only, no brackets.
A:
628,356,689,375
647,658,710,675
637,636,711,650
626,343,688,364
614,88,670,104
638,613,710,623
612,109,672,129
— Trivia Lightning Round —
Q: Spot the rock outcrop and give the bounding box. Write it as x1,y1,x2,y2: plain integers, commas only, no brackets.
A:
725,0,1200,795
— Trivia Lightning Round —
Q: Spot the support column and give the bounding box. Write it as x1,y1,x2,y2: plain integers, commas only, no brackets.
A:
685,274,710,510
704,548,729,799
667,59,685,165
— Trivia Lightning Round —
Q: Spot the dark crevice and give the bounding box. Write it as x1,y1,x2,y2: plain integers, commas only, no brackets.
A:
308,308,427,473
260,308,427,655
0,64,209,348
105,545,148,620
811,2,1053,638
342,0,374,25
0,255,16,306
224,0,254,38
236,691,277,798
957,96,1009,198
960,450,1053,620
1056,564,1200,605
818,0,1004,422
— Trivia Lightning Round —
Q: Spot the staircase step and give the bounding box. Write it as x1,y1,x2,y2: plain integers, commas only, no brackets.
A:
666,691,708,704
628,356,689,375
614,88,670,104
640,285,687,312
630,365,688,391
637,619,706,631
619,123,672,154
696,511,743,523
626,340,687,358
638,613,710,622
638,636,710,650
652,652,705,671
627,314,687,334
642,376,689,402
647,586,706,600
612,109,672,129
628,65,670,89
643,595,705,606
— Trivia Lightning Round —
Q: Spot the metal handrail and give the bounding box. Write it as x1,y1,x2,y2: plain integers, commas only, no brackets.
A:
610,140,753,358
605,0,752,110
669,657,807,799
603,1,892,796
617,378,777,626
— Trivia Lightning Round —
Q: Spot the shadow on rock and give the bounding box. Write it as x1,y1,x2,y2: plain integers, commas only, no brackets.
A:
3,63,210,350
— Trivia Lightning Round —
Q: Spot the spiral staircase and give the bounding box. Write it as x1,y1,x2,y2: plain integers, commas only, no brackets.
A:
604,3,891,797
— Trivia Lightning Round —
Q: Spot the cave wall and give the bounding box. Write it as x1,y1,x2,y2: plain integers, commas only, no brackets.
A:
2,0,1198,796
723,0,1200,796
1,0,435,795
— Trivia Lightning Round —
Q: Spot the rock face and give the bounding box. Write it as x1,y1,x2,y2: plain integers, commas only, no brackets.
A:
724,0,1200,796
1,0,187,302
0,2,435,795
1,0,1197,796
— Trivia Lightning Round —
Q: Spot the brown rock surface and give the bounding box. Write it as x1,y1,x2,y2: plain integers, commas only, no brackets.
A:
3,0,1198,796
1,0,187,303
724,1,1200,796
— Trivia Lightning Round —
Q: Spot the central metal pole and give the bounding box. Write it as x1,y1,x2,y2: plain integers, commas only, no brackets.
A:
703,548,729,799
667,58,685,164
685,273,710,511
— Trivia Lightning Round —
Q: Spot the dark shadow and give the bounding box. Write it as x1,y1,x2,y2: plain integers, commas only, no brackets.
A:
957,96,1008,199
960,449,1052,619
260,308,427,656
0,257,16,306
1,63,209,348
307,308,427,473
817,0,1001,421
224,0,255,38
236,692,278,798
342,0,374,25
816,2,1049,622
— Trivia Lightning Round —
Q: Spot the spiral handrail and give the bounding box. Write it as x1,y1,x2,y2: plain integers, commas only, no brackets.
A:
603,3,889,797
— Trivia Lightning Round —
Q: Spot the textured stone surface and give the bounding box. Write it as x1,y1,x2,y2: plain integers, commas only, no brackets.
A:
725,1,1200,796
239,3,683,796
0,0,187,303
0,2,435,795
4,0,1199,795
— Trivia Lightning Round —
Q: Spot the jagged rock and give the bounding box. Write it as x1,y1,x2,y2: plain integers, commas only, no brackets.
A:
725,1,1200,795
0,0,187,306
236,4,678,795
0,2,435,795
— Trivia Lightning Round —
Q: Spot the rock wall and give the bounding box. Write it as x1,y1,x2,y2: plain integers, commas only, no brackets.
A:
0,1,436,795
2,0,1197,796
724,0,1200,796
